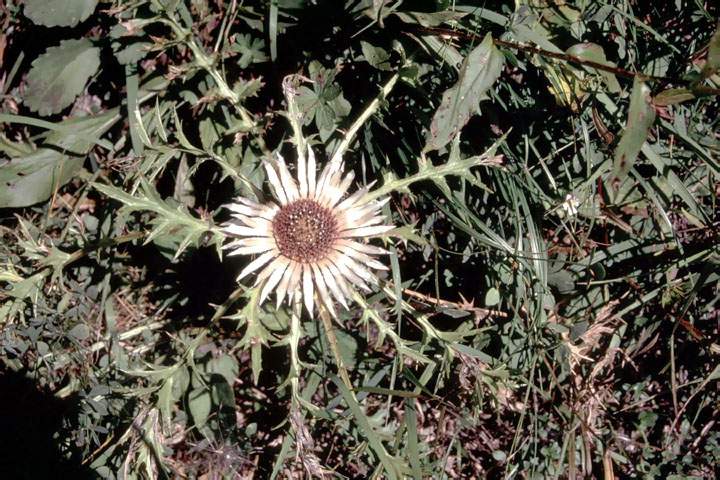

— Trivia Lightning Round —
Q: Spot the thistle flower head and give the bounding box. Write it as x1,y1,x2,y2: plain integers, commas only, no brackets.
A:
223,147,393,317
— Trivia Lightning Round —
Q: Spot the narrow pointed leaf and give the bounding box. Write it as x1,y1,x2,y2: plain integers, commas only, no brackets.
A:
612,78,656,181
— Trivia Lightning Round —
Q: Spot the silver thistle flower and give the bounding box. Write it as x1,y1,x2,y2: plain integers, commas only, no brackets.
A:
223,147,394,317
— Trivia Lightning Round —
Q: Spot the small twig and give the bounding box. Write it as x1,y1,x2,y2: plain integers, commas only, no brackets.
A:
401,287,508,318
412,26,675,83
493,37,669,82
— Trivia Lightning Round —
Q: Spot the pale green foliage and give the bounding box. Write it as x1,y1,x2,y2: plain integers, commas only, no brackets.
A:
24,39,101,115
23,0,99,27
1,1,719,479
93,180,223,260
424,34,504,153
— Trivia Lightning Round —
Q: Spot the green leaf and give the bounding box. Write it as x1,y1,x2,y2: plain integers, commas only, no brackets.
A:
24,0,98,27
367,133,505,201
199,117,222,151
404,397,423,480
394,10,468,27
115,41,152,65
328,328,358,369
0,110,118,208
206,355,239,386
316,103,335,132
68,324,90,340
157,378,174,427
566,42,621,93
701,24,720,79
233,78,264,101
92,179,221,260
210,376,235,408
171,367,191,402
360,41,392,71
484,287,500,306
333,377,408,480
24,39,101,116
654,88,695,106
548,270,575,294
424,34,504,152
492,450,507,462
613,77,656,182
188,388,212,429
231,33,268,68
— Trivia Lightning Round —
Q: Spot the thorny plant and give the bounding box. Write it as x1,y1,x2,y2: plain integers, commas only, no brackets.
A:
0,1,719,479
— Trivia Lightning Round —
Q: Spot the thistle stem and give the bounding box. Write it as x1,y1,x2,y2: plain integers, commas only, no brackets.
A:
317,303,352,390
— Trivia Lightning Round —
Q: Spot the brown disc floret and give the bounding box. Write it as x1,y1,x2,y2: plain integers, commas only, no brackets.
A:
272,199,338,263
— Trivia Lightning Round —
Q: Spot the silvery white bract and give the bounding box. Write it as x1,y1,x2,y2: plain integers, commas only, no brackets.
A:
222,147,394,317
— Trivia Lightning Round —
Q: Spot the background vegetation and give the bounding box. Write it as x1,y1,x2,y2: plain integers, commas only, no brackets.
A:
0,0,719,478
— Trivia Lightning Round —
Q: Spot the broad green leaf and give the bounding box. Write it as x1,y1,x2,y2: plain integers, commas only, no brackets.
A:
24,0,98,27
326,328,358,369
566,42,621,93
424,34,504,152
24,39,101,116
0,134,34,157
210,376,235,408
171,367,191,402
612,77,656,181
115,41,152,65
206,355,239,386
510,12,563,54
360,41,392,71
187,388,211,429
0,110,118,208
68,324,90,340
485,287,500,306
548,269,575,294
199,117,222,151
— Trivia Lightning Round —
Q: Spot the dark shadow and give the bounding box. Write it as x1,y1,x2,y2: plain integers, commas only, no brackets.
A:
0,367,91,479
124,242,239,325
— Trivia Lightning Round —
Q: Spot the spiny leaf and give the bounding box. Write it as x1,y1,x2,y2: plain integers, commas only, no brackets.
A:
368,134,505,201
92,179,220,259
